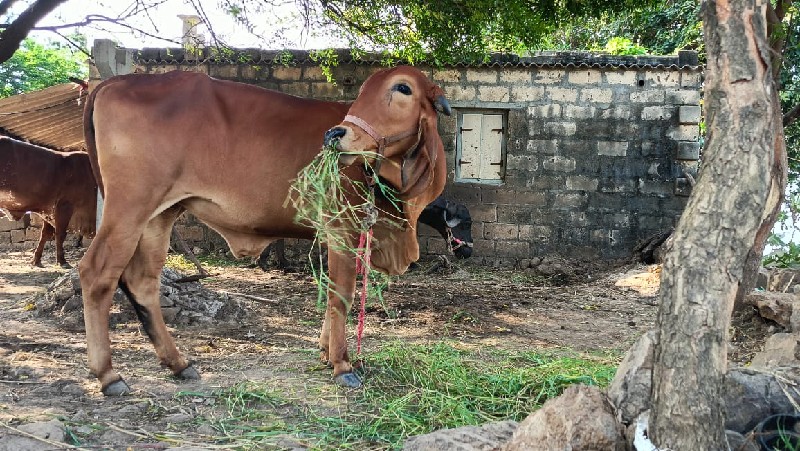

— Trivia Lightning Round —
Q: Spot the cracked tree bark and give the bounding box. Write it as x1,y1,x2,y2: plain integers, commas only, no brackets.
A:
649,0,787,449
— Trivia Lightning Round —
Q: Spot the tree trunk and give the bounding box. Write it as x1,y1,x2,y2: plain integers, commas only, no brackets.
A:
650,0,787,449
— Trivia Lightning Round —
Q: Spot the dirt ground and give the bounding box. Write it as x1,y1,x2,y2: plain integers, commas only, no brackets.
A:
0,245,773,449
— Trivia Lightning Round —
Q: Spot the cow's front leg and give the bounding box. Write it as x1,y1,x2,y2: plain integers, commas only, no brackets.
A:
320,247,360,388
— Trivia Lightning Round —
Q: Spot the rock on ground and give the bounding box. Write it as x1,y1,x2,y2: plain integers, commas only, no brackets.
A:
607,330,655,425
0,419,66,451
503,384,624,451
33,268,249,329
403,420,518,451
751,333,800,367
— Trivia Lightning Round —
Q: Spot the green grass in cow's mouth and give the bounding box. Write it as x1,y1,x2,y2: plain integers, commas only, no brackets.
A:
287,144,404,254
287,144,405,309
173,343,618,449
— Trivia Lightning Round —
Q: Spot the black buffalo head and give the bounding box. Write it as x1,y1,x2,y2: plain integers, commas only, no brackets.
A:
418,196,473,259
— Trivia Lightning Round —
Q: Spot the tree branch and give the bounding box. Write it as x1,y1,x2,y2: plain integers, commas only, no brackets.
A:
785,102,800,128
0,0,67,64
0,0,18,18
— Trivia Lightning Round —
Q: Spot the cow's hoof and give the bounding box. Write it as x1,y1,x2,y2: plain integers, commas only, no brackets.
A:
177,365,201,380
32,262,44,268
334,372,362,388
102,379,131,396
60,262,72,269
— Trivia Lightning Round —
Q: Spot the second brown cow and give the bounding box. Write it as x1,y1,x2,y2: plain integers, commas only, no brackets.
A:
0,136,97,267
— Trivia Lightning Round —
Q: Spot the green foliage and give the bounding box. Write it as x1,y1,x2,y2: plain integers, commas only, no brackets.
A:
180,342,618,449
315,0,658,64
543,0,702,57
0,36,87,98
602,37,647,55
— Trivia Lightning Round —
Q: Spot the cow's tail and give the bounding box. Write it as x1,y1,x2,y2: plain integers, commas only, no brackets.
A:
83,80,109,197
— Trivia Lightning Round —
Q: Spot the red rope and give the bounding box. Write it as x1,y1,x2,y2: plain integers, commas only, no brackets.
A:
355,228,373,355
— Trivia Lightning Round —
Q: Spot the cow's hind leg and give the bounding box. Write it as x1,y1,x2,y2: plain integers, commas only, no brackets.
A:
119,207,198,381
79,212,151,395
53,203,73,268
31,221,53,267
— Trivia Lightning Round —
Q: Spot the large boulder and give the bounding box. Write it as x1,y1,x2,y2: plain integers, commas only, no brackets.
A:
745,292,798,330
751,333,800,367
503,384,625,451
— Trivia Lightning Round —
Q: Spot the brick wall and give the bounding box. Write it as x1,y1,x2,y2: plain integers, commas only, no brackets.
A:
128,49,702,265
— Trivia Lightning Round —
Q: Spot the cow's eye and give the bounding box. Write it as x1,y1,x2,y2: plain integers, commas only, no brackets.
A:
393,83,412,95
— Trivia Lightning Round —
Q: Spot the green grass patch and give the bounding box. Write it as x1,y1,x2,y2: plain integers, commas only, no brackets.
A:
179,342,618,450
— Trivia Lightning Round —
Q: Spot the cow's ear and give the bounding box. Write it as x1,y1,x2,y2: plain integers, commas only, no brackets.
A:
399,115,438,199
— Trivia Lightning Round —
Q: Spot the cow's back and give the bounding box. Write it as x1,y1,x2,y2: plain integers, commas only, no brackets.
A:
86,71,351,253
0,137,68,215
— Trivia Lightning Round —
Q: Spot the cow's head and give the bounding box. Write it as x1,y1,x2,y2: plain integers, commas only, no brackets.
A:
420,197,473,259
324,66,451,200
323,66,451,274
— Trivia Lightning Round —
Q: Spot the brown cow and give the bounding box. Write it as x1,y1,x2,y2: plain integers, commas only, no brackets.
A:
0,136,97,267
80,66,450,395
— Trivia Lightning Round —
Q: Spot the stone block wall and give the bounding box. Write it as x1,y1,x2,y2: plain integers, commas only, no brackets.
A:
126,48,702,265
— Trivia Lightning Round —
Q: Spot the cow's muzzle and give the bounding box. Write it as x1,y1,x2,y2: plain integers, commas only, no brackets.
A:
324,126,347,148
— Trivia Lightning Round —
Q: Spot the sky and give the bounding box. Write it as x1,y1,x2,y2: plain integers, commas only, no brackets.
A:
28,0,339,51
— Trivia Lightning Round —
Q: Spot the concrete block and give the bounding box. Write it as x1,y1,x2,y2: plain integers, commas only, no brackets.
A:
484,223,519,240
433,69,462,83
281,82,311,97
547,87,578,102
681,71,702,88
501,70,533,83
470,204,498,222
534,69,564,84
0,231,10,244
10,229,25,243
641,106,673,121
554,193,588,209
0,218,24,232
511,86,544,102
527,104,561,119
542,121,576,137
311,82,344,99
519,225,552,243
542,155,576,172
478,85,510,102
566,176,599,191
605,71,637,85
495,240,531,258
302,66,327,81
597,141,628,157
568,69,602,85
506,154,539,172
272,66,302,81
445,85,476,101
580,88,613,104
526,139,559,155
515,191,547,206
466,69,497,83
678,105,702,124
564,105,595,120
630,90,665,103
666,89,701,105
209,65,238,79
668,125,700,141
599,106,632,120
645,71,680,87
676,141,701,160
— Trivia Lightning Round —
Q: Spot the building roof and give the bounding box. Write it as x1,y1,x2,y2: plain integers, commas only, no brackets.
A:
0,82,87,152
132,47,701,70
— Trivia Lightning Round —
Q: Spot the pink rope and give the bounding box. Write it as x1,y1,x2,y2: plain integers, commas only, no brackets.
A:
355,229,373,355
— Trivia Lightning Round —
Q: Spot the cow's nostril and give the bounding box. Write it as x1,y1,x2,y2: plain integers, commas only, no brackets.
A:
324,127,347,147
